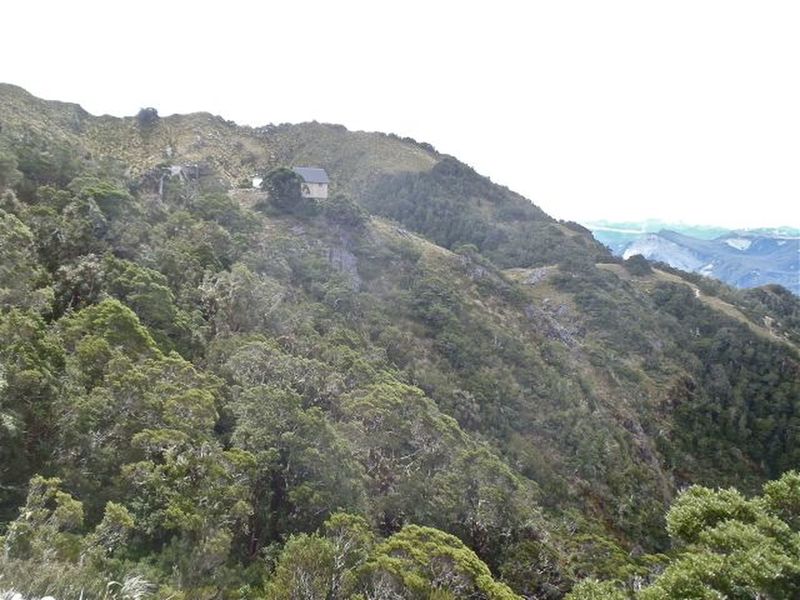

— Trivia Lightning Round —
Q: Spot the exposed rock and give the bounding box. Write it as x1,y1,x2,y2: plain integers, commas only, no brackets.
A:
522,266,552,285
327,242,361,290
524,301,583,346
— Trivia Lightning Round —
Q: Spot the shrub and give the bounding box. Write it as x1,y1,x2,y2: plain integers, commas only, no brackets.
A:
136,107,159,127
623,254,653,276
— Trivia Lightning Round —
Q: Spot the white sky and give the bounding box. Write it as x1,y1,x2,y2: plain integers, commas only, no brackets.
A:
2,0,799,228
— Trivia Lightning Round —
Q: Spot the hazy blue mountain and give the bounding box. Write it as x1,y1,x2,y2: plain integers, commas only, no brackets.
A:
587,221,799,293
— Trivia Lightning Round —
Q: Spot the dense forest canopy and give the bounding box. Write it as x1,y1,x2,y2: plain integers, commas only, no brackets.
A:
0,85,798,599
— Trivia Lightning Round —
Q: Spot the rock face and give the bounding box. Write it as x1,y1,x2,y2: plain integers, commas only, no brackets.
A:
327,241,362,290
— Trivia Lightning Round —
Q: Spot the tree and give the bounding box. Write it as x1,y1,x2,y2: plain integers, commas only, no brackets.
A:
83,500,135,564
339,380,537,560
566,580,628,600
100,254,195,352
122,435,254,586
264,513,375,599
264,533,337,599
499,538,568,599
0,310,64,520
62,298,160,369
200,263,284,335
60,195,111,258
265,516,517,600
3,476,84,562
644,475,800,599
763,470,800,530
55,350,225,514
151,210,237,299
362,525,521,599
136,107,159,127
0,476,147,599
262,168,302,209
231,385,366,551
0,209,53,312
262,167,320,216
623,254,652,276
566,471,800,599
0,149,22,190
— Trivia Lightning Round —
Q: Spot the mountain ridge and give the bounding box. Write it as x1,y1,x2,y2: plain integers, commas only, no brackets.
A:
0,81,609,271
589,219,799,293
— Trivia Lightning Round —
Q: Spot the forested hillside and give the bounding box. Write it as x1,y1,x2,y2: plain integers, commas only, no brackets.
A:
0,85,798,599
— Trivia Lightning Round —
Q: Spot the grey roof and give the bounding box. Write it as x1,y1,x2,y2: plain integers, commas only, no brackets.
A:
293,167,329,184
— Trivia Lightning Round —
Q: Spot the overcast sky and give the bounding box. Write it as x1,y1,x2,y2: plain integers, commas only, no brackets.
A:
2,1,798,228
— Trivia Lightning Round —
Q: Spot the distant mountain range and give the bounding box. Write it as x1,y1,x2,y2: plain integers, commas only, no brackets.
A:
587,221,800,293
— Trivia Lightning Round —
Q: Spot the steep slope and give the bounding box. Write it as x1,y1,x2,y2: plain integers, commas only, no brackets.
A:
0,85,798,598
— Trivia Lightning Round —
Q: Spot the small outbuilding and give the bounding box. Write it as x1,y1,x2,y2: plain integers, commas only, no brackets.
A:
293,167,329,199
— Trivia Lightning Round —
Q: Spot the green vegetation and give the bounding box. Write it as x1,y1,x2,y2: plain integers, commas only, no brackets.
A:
135,107,159,128
361,156,610,268
0,85,798,598
622,254,652,276
265,516,519,599
566,471,800,599
260,167,305,214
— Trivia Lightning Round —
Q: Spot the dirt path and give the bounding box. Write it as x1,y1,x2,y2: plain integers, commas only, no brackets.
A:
653,268,797,351
596,263,798,352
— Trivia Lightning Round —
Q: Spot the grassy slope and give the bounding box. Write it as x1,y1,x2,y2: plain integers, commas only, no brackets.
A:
0,83,604,270
0,83,436,189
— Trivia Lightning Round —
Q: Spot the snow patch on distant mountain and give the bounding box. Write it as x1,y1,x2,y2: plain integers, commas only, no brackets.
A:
725,238,752,251
699,262,715,276
622,234,705,272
